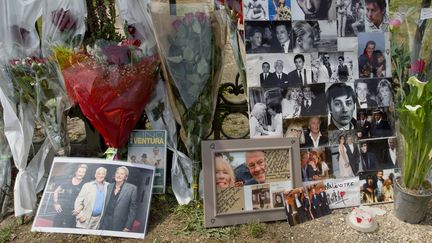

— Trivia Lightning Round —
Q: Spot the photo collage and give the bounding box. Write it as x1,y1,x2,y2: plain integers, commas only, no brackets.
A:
245,0,398,208
214,149,293,214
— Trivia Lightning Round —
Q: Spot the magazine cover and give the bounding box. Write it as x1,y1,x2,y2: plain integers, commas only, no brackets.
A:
32,157,155,239
128,130,167,194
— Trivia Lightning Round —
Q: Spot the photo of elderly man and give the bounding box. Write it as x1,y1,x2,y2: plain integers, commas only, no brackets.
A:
100,166,137,232
245,150,266,185
73,167,109,229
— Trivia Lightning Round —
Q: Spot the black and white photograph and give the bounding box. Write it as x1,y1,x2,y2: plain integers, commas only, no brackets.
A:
326,82,357,131
357,32,390,78
356,107,394,139
251,184,272,210
300,147,333,181
249,87,284,138
291,0,337,20
247,53,312,87
280,85,327,119
315,20,338,52
244,0,270,20
32,158,154,239
337,0,366,37
283,187,313,226
291,21,319,53
283,116,329,148
311,52,357,83
245,21,292,53
364,0,389,32
268,0,292,20
354,78,394,109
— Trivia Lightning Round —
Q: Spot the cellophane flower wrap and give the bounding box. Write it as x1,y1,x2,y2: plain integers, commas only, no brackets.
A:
0,0,70,216
150,2,225,199
58,0,160,157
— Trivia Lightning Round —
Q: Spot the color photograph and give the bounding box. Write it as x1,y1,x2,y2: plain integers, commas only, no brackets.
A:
32,158,154,239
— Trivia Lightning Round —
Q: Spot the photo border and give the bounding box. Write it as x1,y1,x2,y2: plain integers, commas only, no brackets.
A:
31,157,155,239
202,137,302,228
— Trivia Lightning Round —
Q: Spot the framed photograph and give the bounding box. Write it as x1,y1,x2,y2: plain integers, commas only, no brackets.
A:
202,138,302,227
128,130,167,194
32,157,155,239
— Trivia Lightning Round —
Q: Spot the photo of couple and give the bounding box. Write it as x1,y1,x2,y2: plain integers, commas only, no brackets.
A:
32,158,154,239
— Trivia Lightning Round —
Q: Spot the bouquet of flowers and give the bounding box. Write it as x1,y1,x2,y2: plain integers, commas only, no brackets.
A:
150,2,225,199
0,0,70,216
57,0,160,158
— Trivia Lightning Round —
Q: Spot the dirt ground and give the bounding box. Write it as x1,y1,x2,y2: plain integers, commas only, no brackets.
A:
0,193,431,243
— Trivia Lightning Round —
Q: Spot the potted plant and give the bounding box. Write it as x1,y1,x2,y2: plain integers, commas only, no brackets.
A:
390,6,432,223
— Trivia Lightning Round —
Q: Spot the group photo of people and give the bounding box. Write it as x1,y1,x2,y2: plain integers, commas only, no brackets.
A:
282,186,331,226
356,108,395,139
354,78,394,109
283,116,329,147
311,52,358,83
360,169,396,204
33,159,154,238
244,0,293,21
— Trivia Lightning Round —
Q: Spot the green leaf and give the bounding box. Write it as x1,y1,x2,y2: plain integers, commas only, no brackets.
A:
196,58,209,76
192,20,201,34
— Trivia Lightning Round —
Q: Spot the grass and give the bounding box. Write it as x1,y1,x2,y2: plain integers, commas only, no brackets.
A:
246,222,265,239
0,220,19,243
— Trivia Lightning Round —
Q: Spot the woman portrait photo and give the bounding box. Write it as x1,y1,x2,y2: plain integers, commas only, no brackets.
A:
337,135,354,177
215,154,236,189
284,121,305,145
281,87,302,118
292,21,317,53
376,79,393,107
273,193,285,208
250,102,269,138
246,27,271,53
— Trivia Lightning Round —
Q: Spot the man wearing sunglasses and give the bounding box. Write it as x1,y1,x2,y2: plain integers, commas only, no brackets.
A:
316,53,334,83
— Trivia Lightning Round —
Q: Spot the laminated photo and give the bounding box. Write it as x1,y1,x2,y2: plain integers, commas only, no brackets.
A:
128,130,167,194
32,158,154,239
317,177,361,209
359,169,400,205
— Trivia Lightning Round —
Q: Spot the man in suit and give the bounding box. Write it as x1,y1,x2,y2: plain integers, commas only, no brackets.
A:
327,83,357,130
360,142,378,171
303,116,328,148
356,110,371,138
345,134,360,175
301,86,325,116
317,53,334,83
319,188,331,215
382,137,397,168
371,109,392,137
270,23,292,53
301,151,314,181
266,59,290,87
73,167,109,229
310,188,322,218
100,166,137,232
259,62,271,86
374,170,385,202
355,80,378,109
287,54,308,86
293,192,307,223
